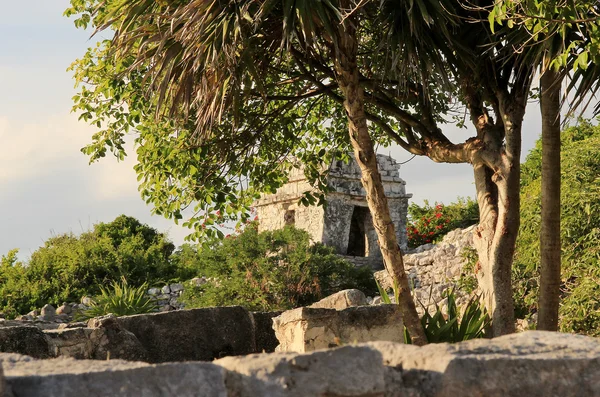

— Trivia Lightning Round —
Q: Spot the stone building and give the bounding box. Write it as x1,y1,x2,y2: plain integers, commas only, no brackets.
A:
255,155,412,269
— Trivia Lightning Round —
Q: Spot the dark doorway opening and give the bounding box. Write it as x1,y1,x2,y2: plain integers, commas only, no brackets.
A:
284,210,296,225
347,206,368,256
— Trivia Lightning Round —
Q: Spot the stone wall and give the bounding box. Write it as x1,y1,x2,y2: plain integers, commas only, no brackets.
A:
2,307,281,363
3,332,600,397
375,225,477,315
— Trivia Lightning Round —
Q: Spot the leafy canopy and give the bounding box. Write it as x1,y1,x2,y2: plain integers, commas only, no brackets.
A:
64,0,460,241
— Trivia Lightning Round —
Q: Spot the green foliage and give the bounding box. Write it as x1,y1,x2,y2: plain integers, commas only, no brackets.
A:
406,198,479,248
79,278,157,319
0,215,175,318
514,120,600,334
180,224,377,312
456,247,478,294
411,292,490,344
375,279,489,343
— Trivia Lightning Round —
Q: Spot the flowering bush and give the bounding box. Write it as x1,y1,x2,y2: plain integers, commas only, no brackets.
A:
406,204,451,247
406,198,479,249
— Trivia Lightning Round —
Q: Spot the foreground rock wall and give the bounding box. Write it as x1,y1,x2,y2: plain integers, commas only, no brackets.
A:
2,332,600,397
3,307,279,363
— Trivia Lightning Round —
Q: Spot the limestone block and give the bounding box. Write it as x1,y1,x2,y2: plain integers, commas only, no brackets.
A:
116,306,256,362
309,289,368,310
55,304,71,315
369,331,600,397
86,315,150,361
147,287,160,295
1,353,227,397
45,328,95,359
169,283,184,293
273,305,403,353
0,326,51,358
215,345,386,397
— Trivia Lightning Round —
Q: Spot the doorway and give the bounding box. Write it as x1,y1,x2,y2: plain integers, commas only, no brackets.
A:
346,206,369,256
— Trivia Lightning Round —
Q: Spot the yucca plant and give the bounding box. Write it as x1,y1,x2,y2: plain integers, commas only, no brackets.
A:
376,279,490,344
78,277,157,320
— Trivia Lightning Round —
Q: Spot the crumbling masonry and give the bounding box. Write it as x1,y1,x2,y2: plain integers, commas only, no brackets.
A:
255,155,411,269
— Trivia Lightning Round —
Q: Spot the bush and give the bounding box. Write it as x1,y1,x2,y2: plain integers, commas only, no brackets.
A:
180,224,377,312
376,280,489,343
406,198,479,248
0,215,175,318
514,120,600,334
79,278,157,319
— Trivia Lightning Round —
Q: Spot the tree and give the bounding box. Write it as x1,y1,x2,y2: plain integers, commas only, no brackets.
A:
66,0,547,336
489,0,600,330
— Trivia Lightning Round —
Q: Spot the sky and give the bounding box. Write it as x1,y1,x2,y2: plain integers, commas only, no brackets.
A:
0,1,548,259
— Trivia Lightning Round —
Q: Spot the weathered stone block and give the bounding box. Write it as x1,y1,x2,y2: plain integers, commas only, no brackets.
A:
0,326,51,358
1,353,227,397
116,306,256,362
215,345,386,397
369,331,600,397
45,328,95,359
309,289,368,310
273,305,403,353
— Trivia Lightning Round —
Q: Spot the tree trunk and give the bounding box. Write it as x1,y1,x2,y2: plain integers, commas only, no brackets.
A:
333,16,427,346
538,69,562,331
472,100,524,336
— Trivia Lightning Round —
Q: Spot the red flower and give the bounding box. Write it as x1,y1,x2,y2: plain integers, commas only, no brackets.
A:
254,215,259,221
435,212,442,219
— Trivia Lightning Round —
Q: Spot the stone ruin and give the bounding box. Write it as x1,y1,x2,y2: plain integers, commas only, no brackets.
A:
255,154,412,269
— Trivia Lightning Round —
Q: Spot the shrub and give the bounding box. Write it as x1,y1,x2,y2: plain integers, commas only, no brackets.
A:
376,280,489,343
180,224,377,312
79,278,157,319
0,215,175,317
514,120,600,334
406,198,479,248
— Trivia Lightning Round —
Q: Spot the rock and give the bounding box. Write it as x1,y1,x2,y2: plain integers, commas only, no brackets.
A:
55,304,71,315
45,328,95,359
368,331,600,397
191,277,207,287
372,296,383,305
81,296,94,306
309,289,368,310
57,322,87,330
0,326,51,358
2,353,227,397
116,306,257,363
15,315,33,322
26,310,39,318
169,283,184,293
147,287,161,296
215,345,386,397
86,314,149,361
273,305,403,353
161,285,171,294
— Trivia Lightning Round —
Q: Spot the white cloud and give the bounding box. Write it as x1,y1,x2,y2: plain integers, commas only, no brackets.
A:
0,114,90,183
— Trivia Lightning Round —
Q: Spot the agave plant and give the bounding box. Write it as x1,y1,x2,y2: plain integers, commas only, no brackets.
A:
376,279,489,344
79,277,157,320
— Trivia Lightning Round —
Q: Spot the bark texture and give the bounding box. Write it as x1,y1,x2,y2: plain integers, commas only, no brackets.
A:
333,14,427,345
538,69,562,331
466,93,525,336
